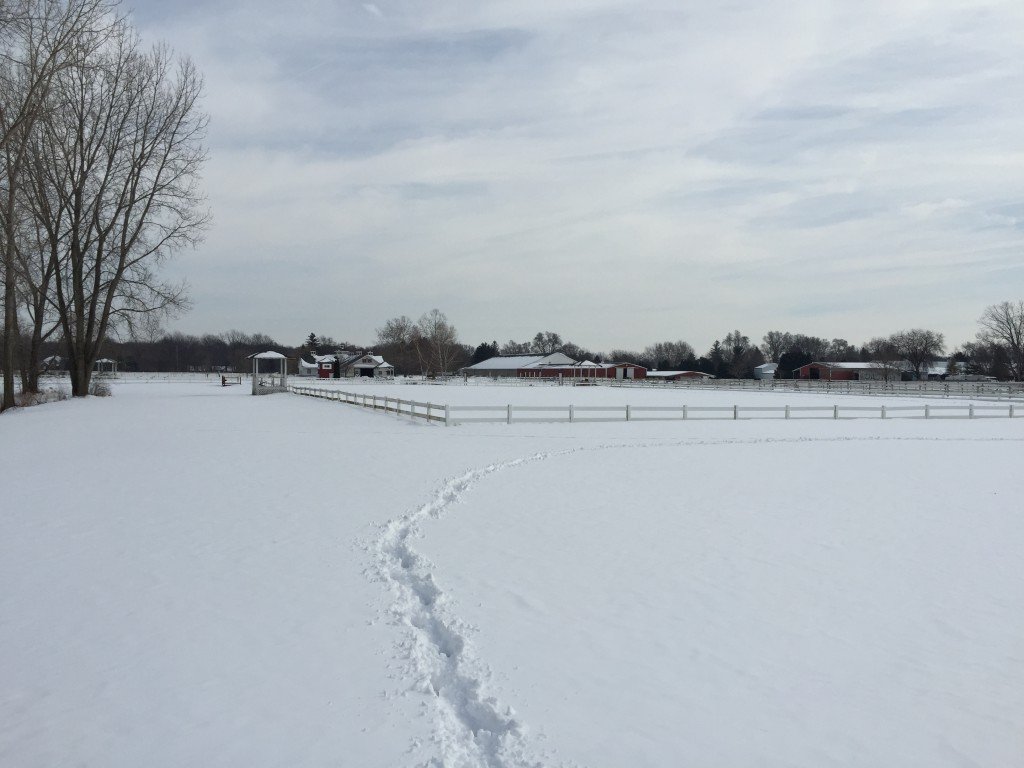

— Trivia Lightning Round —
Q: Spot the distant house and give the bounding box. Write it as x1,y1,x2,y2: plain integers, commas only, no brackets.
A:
341,353,394,378
41,355,65,373
922,362,957,380
753,363,777,380
646,370,714,382
794,362,895,381
316,353,339,378
300,351,394,379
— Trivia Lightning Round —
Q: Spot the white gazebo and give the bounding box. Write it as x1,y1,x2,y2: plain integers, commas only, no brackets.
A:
248,351,289,395
94,358,118,375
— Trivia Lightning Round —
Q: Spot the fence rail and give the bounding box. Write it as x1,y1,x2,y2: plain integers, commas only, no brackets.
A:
290,384,1020,425
289,374,1024,400
575,376,1024,400
289,383,447,423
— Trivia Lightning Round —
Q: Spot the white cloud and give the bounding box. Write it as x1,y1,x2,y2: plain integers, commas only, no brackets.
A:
137,0,1024,352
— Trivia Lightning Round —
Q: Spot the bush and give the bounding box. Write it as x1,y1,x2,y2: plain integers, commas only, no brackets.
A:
15,387,70,407
89,381,112,397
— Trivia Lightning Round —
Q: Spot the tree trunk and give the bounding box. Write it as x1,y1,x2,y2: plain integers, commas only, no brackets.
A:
1,265,16,410
22,310,44,394
16,314,30,392
66,344,91,396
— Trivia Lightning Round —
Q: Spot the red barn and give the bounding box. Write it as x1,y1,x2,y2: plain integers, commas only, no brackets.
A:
518,362,647,380
794,362,892,381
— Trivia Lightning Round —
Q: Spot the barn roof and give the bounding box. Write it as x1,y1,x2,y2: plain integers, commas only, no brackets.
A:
465,353,577,371
803,361,888,370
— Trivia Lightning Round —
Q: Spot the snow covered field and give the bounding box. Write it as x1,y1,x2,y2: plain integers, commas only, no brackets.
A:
2,381,1022,767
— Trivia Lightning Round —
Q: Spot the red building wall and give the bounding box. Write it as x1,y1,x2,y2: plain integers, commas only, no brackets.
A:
518,365,647,380
794,364,857,381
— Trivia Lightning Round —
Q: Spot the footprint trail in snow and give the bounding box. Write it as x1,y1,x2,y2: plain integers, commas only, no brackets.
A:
373,452,559,768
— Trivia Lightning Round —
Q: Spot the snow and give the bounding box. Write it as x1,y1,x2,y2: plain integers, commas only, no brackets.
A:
2,380,1023,768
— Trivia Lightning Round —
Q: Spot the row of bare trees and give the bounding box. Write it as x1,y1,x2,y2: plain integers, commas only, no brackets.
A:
375,309,464,376
0,0,207,410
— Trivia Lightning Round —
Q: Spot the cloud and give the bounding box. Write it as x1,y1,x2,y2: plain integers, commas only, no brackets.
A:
134,0,1024,352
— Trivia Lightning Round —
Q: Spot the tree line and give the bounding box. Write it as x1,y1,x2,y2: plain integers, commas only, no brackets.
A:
0,0,207,410
12,301,1024,383
404,302,1024,381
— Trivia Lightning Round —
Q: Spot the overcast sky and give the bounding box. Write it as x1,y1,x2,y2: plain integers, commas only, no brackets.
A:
129,0,1024,354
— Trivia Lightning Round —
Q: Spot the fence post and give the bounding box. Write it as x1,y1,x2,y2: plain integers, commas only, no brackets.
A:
969,404,974,419
785,404,790,419
1011,403,1015,418
733,404,738,420
881,405,886,419
626,404,631,421
445,404,451,427
925,404,930,419
682,404,687,420
833,404,838,419
569,404,575,423
507,404,512,424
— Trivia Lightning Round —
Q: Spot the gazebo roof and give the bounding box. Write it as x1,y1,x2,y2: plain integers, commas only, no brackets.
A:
248,351,287,360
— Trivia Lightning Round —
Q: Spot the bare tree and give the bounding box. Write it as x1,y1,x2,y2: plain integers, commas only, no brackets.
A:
760,331,792,362
10,191,62,393
761,331,832,363
977,301,1024,381
560,340,595,362
39,27,208,396
865,336,904,381
642,339,695,370
1,0,117,410
415,308,459,374
499,339,531,355
890,328,944,381
375,315,413,348
375,314,417,374
825,338,857,362
531,331,562,354
606,349,642,364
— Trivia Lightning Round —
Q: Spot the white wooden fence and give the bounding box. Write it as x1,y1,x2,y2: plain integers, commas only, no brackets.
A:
290,383,447,423
290,384,1020,425
572,376,1024,400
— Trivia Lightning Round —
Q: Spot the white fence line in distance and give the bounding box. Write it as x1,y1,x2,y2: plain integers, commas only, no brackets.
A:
290,384,1019,425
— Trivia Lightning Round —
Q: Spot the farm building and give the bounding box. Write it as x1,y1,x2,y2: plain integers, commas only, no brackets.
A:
343,354,394,378
463,353,646,380
519,362,648,380
462,353,577,378
753,363,778,380
41,355,66,373
646,370,715,382
299,351,394,379
794,362,896,381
